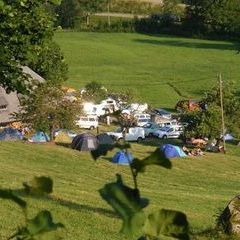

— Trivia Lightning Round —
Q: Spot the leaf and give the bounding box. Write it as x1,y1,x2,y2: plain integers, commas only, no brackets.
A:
131,148,172,174
26,210,64,236
23,176,53,195
0,189,26,209
99,174,148,236
91,144,115,160
143,209,189,240
91,143,131,160
0,0,4,9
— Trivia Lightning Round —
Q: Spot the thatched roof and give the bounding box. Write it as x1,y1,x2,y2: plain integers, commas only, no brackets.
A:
0,66,45,125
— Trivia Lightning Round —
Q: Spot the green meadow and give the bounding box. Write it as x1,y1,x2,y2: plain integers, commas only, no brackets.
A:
55,32,240,108
0,140,240,239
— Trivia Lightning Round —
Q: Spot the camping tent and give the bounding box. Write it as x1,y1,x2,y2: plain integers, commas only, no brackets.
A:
0,128,23,141
71,133,98,151
54,132,72,144
112,151,133,165
28,131,50,143
97,133,114,145
160,144,187,158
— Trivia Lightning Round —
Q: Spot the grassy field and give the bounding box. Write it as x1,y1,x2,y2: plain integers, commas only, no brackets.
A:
55,32,240,108
0,140,240,239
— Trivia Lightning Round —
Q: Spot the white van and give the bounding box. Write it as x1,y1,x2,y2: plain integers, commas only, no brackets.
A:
106,127,145,142
76,116,98,130
134,113,151,127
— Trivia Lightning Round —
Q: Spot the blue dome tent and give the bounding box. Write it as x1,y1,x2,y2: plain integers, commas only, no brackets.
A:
160,144,187,158
112,151,133,165
28,131,50,143
0,128,23,141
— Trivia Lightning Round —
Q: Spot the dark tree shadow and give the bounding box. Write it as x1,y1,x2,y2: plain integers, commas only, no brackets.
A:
133,39,240,51
13,189,118,219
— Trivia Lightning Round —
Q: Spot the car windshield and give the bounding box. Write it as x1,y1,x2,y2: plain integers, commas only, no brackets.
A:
159,126,170,131
143,123,151,128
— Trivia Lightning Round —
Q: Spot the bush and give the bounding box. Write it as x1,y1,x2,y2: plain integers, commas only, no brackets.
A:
74,16,135,33
134,13,181,34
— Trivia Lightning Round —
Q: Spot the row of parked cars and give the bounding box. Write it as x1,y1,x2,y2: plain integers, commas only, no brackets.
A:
74,108,174,130
106,121,184,142
73,107,184,142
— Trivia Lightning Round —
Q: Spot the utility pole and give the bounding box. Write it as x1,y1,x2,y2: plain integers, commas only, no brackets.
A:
107,0,111,27
219,73,226,153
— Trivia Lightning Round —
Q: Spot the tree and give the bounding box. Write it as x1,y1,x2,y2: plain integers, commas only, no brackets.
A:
14,83,82,140
183,80,240,139
79,0,107,26
55,0,81,28
82,81,107,103
183,0,240,37
29,41,68,85
0,0,65,94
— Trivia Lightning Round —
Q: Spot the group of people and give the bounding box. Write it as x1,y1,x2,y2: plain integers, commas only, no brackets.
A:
183,146,204,157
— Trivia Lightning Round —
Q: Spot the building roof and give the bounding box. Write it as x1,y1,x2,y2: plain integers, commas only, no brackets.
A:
0,87,20,124
22,66,45,84
0,66,45,125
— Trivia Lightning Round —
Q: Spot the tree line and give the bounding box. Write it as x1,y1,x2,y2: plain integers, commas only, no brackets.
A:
53,0,240,40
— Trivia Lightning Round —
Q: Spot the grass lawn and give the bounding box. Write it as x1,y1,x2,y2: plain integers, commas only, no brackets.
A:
55,32,240,108
0,140,240,239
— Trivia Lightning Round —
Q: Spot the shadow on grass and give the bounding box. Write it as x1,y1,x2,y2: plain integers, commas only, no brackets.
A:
133,38,240,51
139,137,183,147
48,195,119,219
55,142,71,148
13,189,118,219
190,227,237,240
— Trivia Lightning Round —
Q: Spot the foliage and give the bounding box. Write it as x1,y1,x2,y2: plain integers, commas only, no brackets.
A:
183,0,240,38
162,0,185,18
131,148,172,175
134,13,180,34
23,176,53,195
91,139,189,239
55,0,108,28
0,176,63,240
143,209,189,240
29,41,68,85
183,80,240,139
55,0,81,28
77,17,135,32
100,174,148,236
14,83,82,138
0,0,63,94
82,81,107,103
109,0,162,14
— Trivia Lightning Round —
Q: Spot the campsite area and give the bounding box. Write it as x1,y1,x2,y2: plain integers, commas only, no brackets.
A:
2,1,240,239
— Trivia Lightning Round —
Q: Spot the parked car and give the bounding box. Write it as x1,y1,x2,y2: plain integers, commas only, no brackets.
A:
143,122,162,137
153,108,172,119
106,127,145,142
153,126,183,139
76,116,98,130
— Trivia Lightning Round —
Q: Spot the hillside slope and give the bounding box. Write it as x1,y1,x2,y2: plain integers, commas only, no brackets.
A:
0,141,240,239
55,32,240,108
